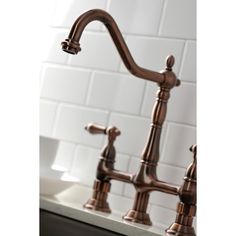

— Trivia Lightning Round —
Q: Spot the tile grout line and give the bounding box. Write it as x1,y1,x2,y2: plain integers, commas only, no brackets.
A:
85,71,95,105
50,102,61,138
105,0,111,12
39,64,45,93
41,61,196,85
120,155,134,196
50,24,196,41
165,119,196,128
177,40,188,78
159,122,170,162
41,96,196,130
156,0,166,36
157,0,168,36
138,81,148,116
67,144,79,175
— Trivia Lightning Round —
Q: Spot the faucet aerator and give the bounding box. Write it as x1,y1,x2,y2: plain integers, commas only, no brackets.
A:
61,39,81,55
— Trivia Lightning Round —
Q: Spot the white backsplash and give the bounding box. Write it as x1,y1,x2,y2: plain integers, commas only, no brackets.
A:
40,0,196,228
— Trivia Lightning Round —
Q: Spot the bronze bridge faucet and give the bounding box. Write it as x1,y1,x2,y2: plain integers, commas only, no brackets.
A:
61,9,196,236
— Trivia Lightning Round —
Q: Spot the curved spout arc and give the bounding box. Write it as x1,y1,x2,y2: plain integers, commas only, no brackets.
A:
64,9,165,84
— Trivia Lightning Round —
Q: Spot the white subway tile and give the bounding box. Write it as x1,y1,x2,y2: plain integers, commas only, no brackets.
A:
167,83,196,125
108,193,134,215
157,163,185,186
40,64,90,104
159,0,196,39
40,137,60,173
53,104,108,147
51,141,76,171
87,72,145,114
120,36,184,75
68,32,121,70
109,113,150,156
110,153,130,195
68,145,100,186
43,29,68,64
40,100,58,137
150,205,175,227
161,123,196,168
179,41,196,82
123,157,140,198
52,0,107,30
149,191,178,211
108,0,163,35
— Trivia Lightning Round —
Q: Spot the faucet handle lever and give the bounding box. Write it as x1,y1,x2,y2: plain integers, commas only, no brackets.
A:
85,123,121,140
85,123,107,134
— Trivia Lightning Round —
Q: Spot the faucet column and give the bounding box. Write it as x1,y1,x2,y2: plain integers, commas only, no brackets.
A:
123,56,179,225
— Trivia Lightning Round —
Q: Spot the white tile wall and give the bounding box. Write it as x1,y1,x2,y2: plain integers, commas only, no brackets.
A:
68,145,100,186
110,153,130,195
159,0,196,39
161,123,196,168
108,113,150,156
149,191,178,211
40,99,58,137
68,32,121,70
42,29,69,64
107,0,163,35
40,64,91,104
156,163,185,186
52,0,107,30
40,0,196,229
53,104,108,147
166,82,196,125
51,141,76,171
179,41,196,82
87,72,145,114
150,205,175,227
108,192,134,215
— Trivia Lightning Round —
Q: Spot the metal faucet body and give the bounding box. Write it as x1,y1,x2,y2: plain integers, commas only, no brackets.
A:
61,9,196,236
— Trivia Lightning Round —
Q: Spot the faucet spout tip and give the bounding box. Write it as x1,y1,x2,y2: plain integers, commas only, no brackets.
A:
61,39,81,54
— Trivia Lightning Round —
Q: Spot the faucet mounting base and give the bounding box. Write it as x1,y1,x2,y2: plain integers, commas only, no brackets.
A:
83,180,111,213
123,209,152,226
166,223,196,236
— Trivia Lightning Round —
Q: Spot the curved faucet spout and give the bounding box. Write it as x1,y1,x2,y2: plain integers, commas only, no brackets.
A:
61,9,166,84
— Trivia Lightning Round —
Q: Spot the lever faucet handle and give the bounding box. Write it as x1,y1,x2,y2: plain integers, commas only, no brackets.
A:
85,123,107,134
85,123,121,142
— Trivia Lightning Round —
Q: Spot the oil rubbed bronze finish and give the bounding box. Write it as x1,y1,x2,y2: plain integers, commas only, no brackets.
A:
61,9,196,235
